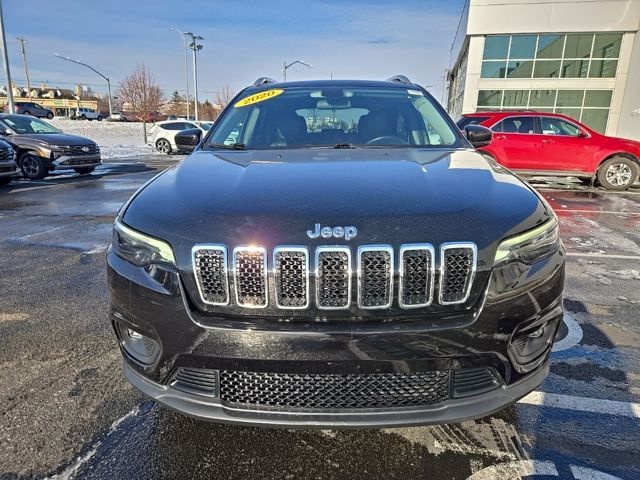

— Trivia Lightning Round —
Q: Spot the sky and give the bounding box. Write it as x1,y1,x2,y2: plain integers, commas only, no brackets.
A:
2,0,465,103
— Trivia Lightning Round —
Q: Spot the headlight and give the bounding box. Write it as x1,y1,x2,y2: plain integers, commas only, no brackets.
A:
494,218,560,265
112,218,175,267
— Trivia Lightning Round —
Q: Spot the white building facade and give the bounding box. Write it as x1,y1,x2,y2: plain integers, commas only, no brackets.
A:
447,0,640,139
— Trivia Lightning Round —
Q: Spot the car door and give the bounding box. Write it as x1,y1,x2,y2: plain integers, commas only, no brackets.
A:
538,116,598,173
488,115,543,170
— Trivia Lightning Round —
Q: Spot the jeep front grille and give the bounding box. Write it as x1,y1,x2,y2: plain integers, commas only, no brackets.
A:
316,247,351,310
219,370,450,410
439,243,477,305
192,243,478,310
233,247,268,308
358,246,393,309
193,246,229,305
274,247,309,309
399,244,435,308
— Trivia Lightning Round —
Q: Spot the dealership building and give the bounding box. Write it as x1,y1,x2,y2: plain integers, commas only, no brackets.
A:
447,0,640,139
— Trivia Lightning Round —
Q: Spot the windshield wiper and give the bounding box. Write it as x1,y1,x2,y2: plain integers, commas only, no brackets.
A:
333,143,356,149
207,143,247,150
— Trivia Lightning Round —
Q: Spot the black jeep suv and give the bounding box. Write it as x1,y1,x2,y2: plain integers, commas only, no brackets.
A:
108,77,565,427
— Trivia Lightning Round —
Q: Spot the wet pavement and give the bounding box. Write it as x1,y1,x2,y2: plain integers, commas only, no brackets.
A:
0,160,638,480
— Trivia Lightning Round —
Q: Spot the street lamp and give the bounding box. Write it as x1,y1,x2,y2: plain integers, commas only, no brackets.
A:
169,27,191,119
282,60,312,81
183,32,203,121
53,53,113,117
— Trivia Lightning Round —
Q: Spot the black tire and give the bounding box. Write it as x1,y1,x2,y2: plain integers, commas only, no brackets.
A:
0,177,12,186
595,156,639,191
23,110,31,116
19,153,47,180
155,138,172,154
73,166,96,175
46,112,54,120
97,116,102,121
80,114,87,120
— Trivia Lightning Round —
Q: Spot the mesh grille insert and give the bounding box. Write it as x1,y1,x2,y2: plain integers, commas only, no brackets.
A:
440,245,475,304
193,247,229,305
359,247,393,308
219,370,450,410
274,248,309,308
400,246,434,308
234,248,268,307
316,248,351,309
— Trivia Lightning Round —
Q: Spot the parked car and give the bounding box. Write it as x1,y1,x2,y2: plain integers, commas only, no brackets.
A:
147,120,211,154
0,114,101,179
458,111,640,190
72,107,102,121
108,112,129,122
0,139,19,186
4,101,54,119
166,115,196,121
108,76,565,427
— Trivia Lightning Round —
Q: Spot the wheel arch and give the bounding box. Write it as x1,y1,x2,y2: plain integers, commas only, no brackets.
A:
596,152,640,171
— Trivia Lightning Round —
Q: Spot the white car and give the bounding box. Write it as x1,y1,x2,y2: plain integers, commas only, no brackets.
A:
73,107,102,121
147,120,212,154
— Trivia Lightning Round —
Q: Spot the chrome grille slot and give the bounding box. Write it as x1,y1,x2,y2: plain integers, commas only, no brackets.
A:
316,247,351,310
193,245,229,305
274,247,309,309
399,244,435,308
233,247,268,308
219,370,450,410
358,246,393,309
439,243,476,305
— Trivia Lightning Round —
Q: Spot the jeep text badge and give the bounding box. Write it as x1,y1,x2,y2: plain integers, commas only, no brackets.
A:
307,224,358,241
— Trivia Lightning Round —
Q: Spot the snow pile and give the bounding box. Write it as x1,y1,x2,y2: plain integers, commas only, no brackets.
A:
48,119,154,159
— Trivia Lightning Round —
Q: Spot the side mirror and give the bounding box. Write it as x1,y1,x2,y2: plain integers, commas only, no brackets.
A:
464,125,492,148
0,128,11,136
175,128,202,150
577,130,589,138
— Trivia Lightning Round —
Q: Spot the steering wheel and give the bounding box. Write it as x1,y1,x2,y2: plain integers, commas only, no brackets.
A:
365,136,408,146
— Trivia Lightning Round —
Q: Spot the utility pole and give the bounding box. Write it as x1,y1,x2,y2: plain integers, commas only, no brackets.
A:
170,28,190,119
17,36,31,100
0,0,14,114
184,32,203,121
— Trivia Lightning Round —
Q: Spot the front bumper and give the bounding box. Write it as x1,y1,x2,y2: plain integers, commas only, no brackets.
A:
52,154,101,169
107,246,564,427
123,360,548,428
0,161,19,178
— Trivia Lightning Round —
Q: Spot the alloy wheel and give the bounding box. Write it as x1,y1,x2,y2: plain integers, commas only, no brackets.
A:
22,156,40,177
605,163,633,187
156,139,171,154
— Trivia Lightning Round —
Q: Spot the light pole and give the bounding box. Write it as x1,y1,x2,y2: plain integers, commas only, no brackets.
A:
17,36,31,100
169,27,190,119
282,60,312,81
184,32,203,121
0,0,14,114
53,53,113,117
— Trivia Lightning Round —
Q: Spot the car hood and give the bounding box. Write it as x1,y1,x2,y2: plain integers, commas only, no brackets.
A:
122,148,550,268
12,133,96,146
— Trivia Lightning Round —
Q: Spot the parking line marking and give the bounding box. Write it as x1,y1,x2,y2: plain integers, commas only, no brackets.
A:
519,391,640,418
566,252,640,260
556,209,640,216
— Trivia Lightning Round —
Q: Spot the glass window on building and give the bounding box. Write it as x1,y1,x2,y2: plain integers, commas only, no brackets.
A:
476,89,612,133
481,32,622,79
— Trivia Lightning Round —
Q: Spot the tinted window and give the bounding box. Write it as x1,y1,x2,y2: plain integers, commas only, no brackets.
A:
492,117,538,134
206,86,460,149
2,115,61,134
540,117,581,136
457,116,489,129
162,122,187,130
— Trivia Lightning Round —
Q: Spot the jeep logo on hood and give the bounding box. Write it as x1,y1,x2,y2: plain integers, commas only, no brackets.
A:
307,224,357,241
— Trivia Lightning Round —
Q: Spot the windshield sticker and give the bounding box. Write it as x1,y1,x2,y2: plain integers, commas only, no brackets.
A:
407,89,424,96
235,89,284,107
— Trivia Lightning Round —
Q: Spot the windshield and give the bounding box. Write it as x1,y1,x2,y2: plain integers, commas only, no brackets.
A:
2,115,62,134
205,86,460,149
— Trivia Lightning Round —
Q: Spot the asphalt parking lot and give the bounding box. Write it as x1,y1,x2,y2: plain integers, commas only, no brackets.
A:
0,158,638,480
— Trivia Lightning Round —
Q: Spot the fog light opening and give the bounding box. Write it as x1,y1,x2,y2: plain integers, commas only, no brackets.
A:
116,323,160,365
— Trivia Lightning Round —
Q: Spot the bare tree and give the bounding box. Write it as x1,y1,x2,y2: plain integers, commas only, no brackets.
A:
117,64,165,139
216,85,235,109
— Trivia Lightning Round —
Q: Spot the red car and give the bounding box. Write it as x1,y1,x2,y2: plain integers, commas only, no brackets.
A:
458,111,640,190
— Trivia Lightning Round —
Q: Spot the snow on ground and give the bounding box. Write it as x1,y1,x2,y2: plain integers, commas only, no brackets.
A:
48,119,155,159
